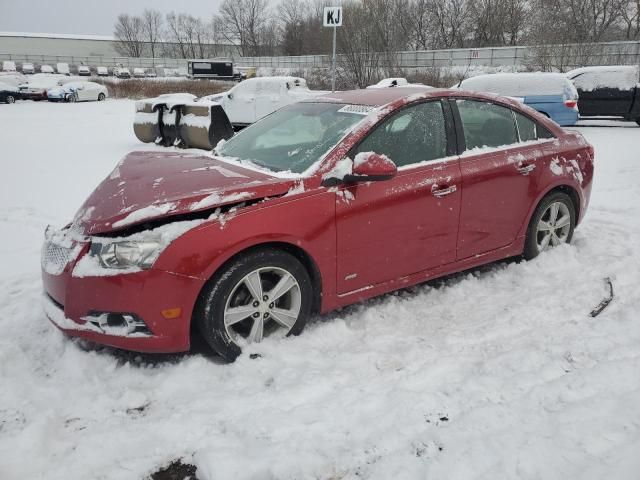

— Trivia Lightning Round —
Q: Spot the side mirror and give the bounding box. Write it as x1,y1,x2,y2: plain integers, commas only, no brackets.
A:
344,152,397,183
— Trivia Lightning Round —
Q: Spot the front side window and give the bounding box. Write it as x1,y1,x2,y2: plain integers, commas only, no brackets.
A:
353,101,447,168
456,99,518,150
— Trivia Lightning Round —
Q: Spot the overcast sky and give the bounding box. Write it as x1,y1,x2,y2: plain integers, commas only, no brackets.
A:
0,0,223,36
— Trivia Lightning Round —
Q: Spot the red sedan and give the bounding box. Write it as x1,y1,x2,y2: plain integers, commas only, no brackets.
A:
41,88,594,361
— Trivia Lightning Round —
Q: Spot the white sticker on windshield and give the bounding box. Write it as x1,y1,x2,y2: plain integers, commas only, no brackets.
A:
337,105,378,115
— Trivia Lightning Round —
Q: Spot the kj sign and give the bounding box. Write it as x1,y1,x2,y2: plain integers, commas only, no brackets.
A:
323,6,343,27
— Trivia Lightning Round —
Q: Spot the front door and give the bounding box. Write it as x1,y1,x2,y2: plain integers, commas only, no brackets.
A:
335,100,461,294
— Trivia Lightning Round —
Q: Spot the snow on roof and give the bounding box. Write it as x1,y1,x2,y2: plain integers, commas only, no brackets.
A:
565,65,639,91
458,72,574,97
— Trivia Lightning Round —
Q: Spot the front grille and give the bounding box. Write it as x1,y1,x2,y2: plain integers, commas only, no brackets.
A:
41,241,72,275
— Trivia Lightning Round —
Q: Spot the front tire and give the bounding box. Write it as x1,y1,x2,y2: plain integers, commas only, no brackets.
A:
6,95,15,104
195,249,313,362
98,93,105,101
523,192,576,260
67,94,76,103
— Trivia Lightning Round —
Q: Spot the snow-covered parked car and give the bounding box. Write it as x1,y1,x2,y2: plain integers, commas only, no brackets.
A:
133,68,146,78
367,77,431,89
18,74,66,100
40,64,54,74
21,62,35,74
456,72,579,126
202,76,326,128
42,87,594,361
0,72,27,87
77,65,91,76
47,81,108,102
115,67,131,79
566,65,640,125
96,66,109,76
0,81,25,104
2,61,17,72
56,63,70,75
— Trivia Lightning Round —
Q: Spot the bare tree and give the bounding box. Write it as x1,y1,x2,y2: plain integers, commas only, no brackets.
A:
621,0,640,39
113,14,144,57
141,9,163,59
218,0,271,56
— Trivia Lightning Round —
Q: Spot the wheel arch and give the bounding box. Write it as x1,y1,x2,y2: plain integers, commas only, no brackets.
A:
192,240,324,325
520,183,581,238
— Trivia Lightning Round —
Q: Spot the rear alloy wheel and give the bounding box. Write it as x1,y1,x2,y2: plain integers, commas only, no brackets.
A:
195,249,313,361
523,192,576,260
6,95,15,104
98,93,105,101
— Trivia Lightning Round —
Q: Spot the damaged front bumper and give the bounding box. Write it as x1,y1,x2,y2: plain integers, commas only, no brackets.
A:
41,226,205,353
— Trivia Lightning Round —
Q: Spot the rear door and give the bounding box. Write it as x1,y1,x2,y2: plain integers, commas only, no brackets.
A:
335,100,461,294
453,99,550,259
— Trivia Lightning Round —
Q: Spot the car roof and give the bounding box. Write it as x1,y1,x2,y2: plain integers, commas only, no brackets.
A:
312,87,451,106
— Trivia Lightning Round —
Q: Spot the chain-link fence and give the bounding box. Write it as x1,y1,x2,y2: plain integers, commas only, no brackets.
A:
2,40,640,74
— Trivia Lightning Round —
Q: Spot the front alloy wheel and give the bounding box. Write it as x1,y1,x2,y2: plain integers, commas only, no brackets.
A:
224,267,302,344
195,249,313,361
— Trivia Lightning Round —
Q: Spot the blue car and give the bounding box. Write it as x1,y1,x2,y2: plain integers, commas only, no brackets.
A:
456,72,579,126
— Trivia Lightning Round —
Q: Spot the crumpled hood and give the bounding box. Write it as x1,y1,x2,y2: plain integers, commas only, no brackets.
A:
73,151,296,235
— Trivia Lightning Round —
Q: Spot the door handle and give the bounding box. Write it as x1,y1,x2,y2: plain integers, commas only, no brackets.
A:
431,184,457,198
516,162,536,175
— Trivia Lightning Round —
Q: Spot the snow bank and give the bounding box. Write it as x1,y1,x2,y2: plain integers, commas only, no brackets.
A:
2,99,640,480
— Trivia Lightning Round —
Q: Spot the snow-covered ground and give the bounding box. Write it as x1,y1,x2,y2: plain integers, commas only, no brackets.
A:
0,100,639,480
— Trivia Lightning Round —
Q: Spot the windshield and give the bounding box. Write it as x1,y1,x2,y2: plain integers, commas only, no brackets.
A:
217,102,366,173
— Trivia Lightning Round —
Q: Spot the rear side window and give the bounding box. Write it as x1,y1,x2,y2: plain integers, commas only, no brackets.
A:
514,112,536,141
514,111,554,141
354,101,447,168
456,99,518,150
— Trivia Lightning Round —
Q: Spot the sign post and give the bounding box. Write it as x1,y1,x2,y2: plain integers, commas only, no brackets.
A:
323,6,342,92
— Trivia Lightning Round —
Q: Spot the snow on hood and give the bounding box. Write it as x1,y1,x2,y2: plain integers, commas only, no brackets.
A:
72,151,297,235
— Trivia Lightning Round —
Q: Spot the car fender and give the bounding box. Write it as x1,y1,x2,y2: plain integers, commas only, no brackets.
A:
153,190,338,306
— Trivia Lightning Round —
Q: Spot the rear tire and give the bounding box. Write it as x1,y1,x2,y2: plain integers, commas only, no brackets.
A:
67,94,76,103
194,249,313,362
98,93,105,101
523,192,576,260
6,95,15,104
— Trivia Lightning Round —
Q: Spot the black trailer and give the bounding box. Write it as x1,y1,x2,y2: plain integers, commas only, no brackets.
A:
187,60,241,81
